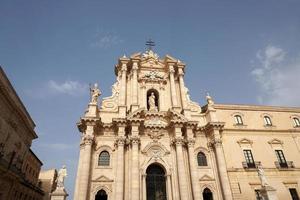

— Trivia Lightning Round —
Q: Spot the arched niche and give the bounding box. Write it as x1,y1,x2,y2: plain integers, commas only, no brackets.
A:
147,89,159,111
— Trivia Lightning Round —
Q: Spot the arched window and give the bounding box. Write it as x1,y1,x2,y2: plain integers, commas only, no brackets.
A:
197,152,208,166
98,151,110,166
293,117,300,127
95,189,108,200
203,188,213,200
264,116,272,126
147,89,159,111
234,115,243,125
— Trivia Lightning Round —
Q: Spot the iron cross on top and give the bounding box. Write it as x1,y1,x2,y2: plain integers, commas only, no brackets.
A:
145,39,155,50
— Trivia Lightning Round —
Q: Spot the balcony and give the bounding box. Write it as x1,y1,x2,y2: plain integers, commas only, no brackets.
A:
242,161,261,169
275,161,294,169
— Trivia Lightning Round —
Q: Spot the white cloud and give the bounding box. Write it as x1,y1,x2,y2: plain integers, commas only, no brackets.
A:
90,29,123,48
48,80,88,96
252,45,300,106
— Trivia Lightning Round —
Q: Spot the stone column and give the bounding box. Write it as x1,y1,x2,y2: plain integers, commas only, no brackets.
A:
174,130,188,200
115,125,126,200
187,138,201,200
177,67,187,109
78,133,94,200
168,65,178,107
74,136,84,200
166,174,173,200
120,62,128,106
131,61,139,111
142,174,147,200
212,129,233,200
131,124,140,200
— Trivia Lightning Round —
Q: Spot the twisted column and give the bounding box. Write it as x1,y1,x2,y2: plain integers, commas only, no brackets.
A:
187,138,201,200
174,136,189,200
115,136,126,200
78,134,94,200
131,136,140,200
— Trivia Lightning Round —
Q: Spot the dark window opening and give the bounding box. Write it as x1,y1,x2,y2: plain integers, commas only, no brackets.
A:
243,149,255,168
290,188,300,200
275,150,287,168
95,189,108,200
203,188,213,200
197,152,208,166
98,151,110,166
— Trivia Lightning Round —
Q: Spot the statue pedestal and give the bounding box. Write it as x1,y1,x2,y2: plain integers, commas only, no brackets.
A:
260,186,278,200
85,102,98,117
50,187,68,200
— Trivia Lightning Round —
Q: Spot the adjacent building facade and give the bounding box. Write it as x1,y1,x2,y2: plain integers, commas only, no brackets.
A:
0,67,44,200
74,50,300,200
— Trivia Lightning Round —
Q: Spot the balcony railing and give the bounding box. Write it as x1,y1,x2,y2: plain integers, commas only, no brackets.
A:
275,161,294,169
242,161,261,169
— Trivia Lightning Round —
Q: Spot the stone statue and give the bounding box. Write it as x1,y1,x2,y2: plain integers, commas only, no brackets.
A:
206,92,214,105
90,83,101,103
148,92,158,111
257,165,269,187
185,87,191,102
56,165,67,188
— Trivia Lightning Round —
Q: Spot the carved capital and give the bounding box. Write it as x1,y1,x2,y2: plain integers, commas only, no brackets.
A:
121,64,127,72
83,134,94,145
115,136,126,146
172,137,185,146
187,138,195,147
130,136,140,145
178,68,184,76
169,65,175,74
132,62,139,70
212,138,222,148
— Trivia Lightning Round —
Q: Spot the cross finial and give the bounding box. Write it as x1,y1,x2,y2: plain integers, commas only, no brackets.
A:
145,39,155,51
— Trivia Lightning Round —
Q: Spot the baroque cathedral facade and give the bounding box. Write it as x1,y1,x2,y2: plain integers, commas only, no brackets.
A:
74,49,300,200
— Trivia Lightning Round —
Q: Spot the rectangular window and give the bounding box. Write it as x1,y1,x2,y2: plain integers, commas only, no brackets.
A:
289,188,300,200
255,189,263,200
275,150,287,168
243,149,255,168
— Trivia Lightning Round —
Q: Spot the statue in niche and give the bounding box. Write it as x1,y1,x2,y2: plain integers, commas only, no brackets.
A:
148,92,158,112
90,83,101,103
56,165,67,188
257,165,269,187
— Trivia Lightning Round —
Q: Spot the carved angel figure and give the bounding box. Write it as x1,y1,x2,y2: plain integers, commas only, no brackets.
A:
90,83,101,103
56,165,67,188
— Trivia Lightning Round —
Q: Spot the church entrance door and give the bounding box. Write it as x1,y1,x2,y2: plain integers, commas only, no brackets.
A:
203,188,213,200
95,189,108,200
146,164,167,200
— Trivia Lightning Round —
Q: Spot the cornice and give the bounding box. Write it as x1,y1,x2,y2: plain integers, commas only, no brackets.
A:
214,103,300,113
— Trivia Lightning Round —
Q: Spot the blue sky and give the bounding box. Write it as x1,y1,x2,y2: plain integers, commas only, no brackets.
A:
1,0,300,199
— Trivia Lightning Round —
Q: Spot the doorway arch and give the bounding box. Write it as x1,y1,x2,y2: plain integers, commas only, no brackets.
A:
146,164,167,200
202,187,213,200
95,189,108,200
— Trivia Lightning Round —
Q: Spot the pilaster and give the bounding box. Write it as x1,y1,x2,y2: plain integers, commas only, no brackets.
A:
168,64,179,109
131,61,139,111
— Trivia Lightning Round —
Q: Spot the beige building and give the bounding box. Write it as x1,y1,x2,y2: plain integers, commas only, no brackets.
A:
74,49,300,200
39,169,58,200
0,67,44,200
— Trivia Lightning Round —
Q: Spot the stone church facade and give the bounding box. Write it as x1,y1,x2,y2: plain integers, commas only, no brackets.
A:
74,50,300,200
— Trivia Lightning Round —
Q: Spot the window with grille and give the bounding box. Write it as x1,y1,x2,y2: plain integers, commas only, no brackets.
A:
98,151,110,166
243,149,255,168
293,118,300,127
234,115,243,125
264,116,272,126
275,150,287,168
197,152,208,166
289,188,300,200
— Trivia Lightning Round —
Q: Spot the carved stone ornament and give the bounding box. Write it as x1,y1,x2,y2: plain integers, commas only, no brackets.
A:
212,138,222,148
115,136,126,146
144,117,168,128
101,76,120,111
147,130,164,142
172,137,185,146
90,83,101,104
143,70,163,80
142,50,159,60
130,136,140,145
83,134,94,145
187,138,196,147
142,142,170,158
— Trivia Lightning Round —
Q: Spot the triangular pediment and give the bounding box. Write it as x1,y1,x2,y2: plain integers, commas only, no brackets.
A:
199,174,215,181
164,54,178,63
93,175,113,182
237,138,253,145
268,138,283,145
